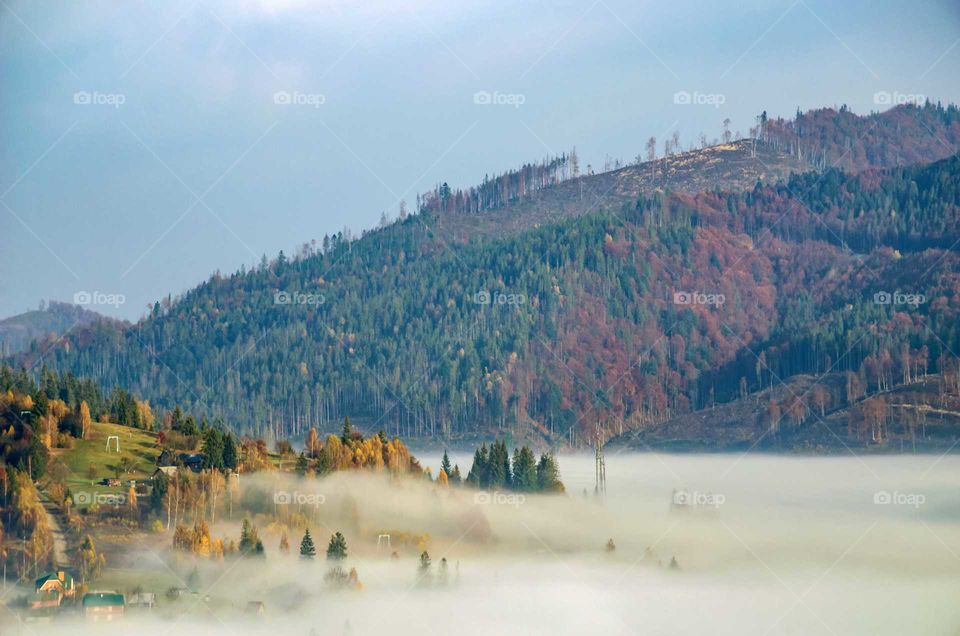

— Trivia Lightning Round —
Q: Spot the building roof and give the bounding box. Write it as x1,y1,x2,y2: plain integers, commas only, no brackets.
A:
83,592,125,607
35,572,74,590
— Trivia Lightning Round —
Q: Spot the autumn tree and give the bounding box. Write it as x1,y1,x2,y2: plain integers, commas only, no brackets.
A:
78,400,92,440
810,385,829,417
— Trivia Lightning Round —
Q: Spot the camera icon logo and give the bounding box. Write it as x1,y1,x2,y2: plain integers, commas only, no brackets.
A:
873,490,891,505
873,291,892,305
75,491,93,505
673,291,692,305
74,291,92,305
274,490,292,504
73,91,91,105
673,90,691,105
873,91,892,105
274,291,291,305
473,91,492,105
473,290,491,305
273,91,291,105
473,491,492,504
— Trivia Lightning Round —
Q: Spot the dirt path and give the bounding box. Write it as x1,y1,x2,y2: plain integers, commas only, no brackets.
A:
39,494,70,568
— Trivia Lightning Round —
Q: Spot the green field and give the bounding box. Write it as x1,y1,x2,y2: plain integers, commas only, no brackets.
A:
52,422,160,499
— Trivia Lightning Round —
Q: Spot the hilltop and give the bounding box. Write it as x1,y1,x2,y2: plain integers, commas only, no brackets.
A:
0,301,114,356
428,139,809,241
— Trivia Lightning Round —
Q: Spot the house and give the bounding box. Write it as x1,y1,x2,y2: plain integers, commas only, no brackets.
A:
82,591,125,621
179,453,204,472
155,451,204,473
152,466,178,479
128,592,156,608
33,571,75,607
157,448,177,467
245,601,265,616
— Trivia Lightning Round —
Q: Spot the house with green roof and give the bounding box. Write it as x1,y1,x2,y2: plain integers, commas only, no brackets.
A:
32,571,75,608
82,591,125,622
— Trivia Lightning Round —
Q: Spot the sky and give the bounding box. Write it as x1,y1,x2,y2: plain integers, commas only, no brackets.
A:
1,0,959,321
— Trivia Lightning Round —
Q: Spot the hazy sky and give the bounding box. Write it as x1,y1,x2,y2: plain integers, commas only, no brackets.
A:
2,0,959,321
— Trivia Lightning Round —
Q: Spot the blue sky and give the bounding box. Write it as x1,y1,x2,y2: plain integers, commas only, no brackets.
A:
2,0,958,320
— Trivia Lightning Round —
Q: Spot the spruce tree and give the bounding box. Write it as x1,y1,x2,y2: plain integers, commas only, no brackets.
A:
440,451,452,478
222,433,238,470
299,528,316,558
536,453,565,493
512,446,537,491
327,531,348,560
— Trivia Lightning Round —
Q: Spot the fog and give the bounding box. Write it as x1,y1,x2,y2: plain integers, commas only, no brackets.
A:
7,453,960,635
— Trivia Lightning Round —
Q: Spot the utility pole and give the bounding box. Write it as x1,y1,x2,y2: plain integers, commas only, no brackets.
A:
594,422,606,496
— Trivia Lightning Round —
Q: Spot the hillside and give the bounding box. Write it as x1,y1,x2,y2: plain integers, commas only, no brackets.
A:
11,104,960,450
49,421,160,501
0,301,112,356
609,374,960,452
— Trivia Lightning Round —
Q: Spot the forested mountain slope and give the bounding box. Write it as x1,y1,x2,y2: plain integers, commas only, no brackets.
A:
17,146,960,446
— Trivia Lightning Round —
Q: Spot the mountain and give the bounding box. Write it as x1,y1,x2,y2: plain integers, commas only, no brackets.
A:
12,104,960,450
0,301,113,356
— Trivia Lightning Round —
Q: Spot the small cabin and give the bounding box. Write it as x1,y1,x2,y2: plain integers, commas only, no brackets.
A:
245,601,265,616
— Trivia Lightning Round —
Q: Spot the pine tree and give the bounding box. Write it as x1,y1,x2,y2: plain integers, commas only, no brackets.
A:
327,531,348,560
299,529,316,558
341,417,353,443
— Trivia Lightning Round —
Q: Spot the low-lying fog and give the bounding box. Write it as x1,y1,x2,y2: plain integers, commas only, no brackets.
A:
9,453,960,635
